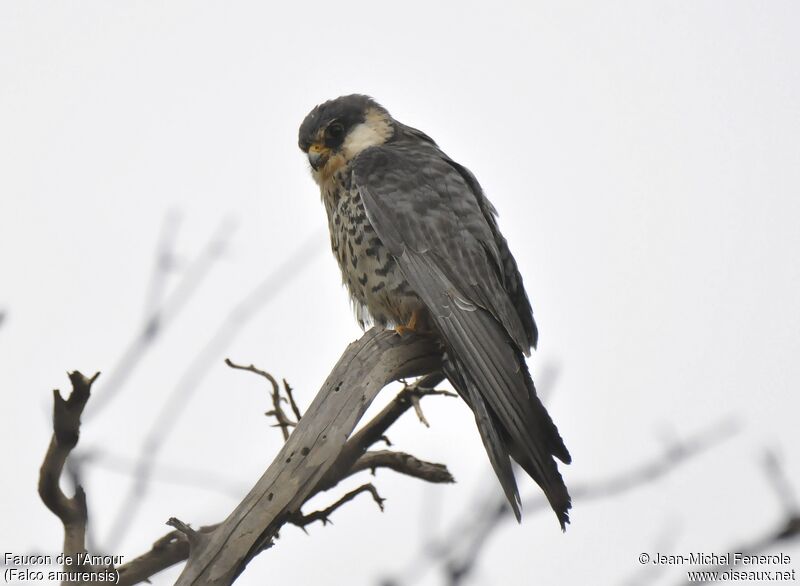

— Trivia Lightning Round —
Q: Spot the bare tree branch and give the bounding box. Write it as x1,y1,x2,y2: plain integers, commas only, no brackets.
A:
170,328,441,585
65,455,101,554
283,379,303,422
409,392,430,427
38,371,100,574
225,358,294,441
316,373,452,493
349,450,455,484
290,483,386,529
39,333,449,585
109,358,452,585
115,525,216,586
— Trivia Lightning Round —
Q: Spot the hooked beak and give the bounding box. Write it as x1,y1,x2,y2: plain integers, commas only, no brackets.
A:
307,144,328,171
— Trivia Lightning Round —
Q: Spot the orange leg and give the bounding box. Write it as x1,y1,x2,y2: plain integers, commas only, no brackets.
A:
394,308,421,336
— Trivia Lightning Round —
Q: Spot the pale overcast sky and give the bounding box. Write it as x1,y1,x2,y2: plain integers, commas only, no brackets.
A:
1,2,799,585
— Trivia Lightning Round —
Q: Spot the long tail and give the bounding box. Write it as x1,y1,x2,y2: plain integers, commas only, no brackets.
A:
437,308,571,528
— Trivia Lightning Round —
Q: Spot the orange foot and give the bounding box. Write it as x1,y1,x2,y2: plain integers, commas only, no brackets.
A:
395,309,421,336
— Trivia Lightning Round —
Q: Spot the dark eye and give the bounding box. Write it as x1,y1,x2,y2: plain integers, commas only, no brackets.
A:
326,122,345,140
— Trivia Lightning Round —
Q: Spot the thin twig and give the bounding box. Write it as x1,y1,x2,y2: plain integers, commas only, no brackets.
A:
225,358,294,441
283,379,303,422
290,484,386,528
409,393,429,427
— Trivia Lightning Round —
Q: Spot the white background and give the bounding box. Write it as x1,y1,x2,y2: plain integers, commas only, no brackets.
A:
1,2,799,584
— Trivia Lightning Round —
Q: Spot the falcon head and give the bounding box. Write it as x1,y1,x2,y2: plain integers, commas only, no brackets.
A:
298,94,394,182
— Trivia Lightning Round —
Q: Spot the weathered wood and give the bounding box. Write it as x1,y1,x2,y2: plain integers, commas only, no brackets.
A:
174,328,441,585
38,371,100,578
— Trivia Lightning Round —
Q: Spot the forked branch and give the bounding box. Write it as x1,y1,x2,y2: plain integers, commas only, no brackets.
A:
41,329,445,585
38,371,99,575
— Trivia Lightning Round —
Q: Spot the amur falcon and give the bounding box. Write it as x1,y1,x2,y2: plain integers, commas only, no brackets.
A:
298,95,571,528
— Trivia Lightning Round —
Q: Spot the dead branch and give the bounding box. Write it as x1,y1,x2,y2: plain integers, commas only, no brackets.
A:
315,373,452,493
171,328,441,585
110,356,451,584
349,450,455,484
225,358,294,441
38,371,100,575
290,483,386,529
65,453,100,554
116,526,216,586
283,379,303,422
40,331,447,585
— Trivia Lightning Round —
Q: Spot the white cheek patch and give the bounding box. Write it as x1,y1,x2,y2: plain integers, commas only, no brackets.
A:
342,110,392,159
342,123,383,158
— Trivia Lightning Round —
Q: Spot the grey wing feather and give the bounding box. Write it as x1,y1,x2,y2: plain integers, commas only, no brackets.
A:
391,122,538,349
444,157,539,350
353,144,571,527
353,144,531,353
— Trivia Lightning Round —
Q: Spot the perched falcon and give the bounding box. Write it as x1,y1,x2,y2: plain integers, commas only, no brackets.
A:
298,95,571,528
